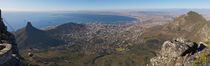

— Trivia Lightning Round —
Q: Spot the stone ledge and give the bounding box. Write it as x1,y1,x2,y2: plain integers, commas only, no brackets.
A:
0,43,12,64
0,43,12,54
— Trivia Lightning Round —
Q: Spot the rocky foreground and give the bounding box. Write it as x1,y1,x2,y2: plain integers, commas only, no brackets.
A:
150,38,210,66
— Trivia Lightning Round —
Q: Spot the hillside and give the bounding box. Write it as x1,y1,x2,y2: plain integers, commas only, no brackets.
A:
162,11,209,42
142,11,210,47
15,22,63,49
17,22,153,66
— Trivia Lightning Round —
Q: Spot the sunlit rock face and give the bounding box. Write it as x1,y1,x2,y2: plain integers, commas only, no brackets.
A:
150,38,210,66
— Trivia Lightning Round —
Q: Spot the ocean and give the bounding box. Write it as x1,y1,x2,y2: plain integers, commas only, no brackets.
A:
2,11,137,31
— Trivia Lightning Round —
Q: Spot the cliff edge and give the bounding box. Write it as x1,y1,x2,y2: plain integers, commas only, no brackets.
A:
0,9,24,66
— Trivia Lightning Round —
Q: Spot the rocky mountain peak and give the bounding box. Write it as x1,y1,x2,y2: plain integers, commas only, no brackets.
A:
161,11,209,42
187,11,200,16
25,22,36,31
26,22,33,28
185,11,206,22
24,22,44,34
171,11,206,26
15,21,63,49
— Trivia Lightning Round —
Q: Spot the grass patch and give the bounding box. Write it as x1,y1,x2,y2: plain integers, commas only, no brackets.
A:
192,52,210,66
115,47,125,52
204,40,210,45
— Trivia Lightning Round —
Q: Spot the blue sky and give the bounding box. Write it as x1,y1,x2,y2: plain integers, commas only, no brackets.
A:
0,0,210,11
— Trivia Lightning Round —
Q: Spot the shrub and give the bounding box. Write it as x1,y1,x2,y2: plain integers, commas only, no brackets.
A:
192,52,210,66
115,47,125,52
204,40,210,45
0,33,8,40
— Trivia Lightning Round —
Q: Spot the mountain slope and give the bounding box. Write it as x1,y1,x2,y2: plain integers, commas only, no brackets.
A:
15,22,63,49
142,11,210,46
163,11,209,41
47,22,87,35
143,11,210,66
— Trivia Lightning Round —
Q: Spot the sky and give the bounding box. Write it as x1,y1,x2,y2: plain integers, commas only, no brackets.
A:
1,0,210,11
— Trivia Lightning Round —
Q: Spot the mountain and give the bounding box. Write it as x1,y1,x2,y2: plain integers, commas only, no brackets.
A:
145,11,210,66
142,11,210,47
139,11,210,66
15,22,149,65
15,22,63,49
162,11,209,42
47,22,87,34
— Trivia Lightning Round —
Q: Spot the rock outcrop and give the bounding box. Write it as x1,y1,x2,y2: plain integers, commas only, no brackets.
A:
0,9,24,66
150,38,210,66
149,11,210,66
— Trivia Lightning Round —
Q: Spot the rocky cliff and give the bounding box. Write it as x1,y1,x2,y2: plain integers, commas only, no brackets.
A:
162,11,210,42
0,9,24,66
150,38,210,66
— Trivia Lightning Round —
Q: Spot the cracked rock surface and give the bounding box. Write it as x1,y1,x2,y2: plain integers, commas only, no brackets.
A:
150,38,210,66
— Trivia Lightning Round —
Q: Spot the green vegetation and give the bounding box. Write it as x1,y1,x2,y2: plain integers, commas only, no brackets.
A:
20,49,99,66
0,33,8,40
192,52,210,66
94,44,156,66
204,40,210,45
203,40,210,48
115,47,125,52
19,41,158,66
